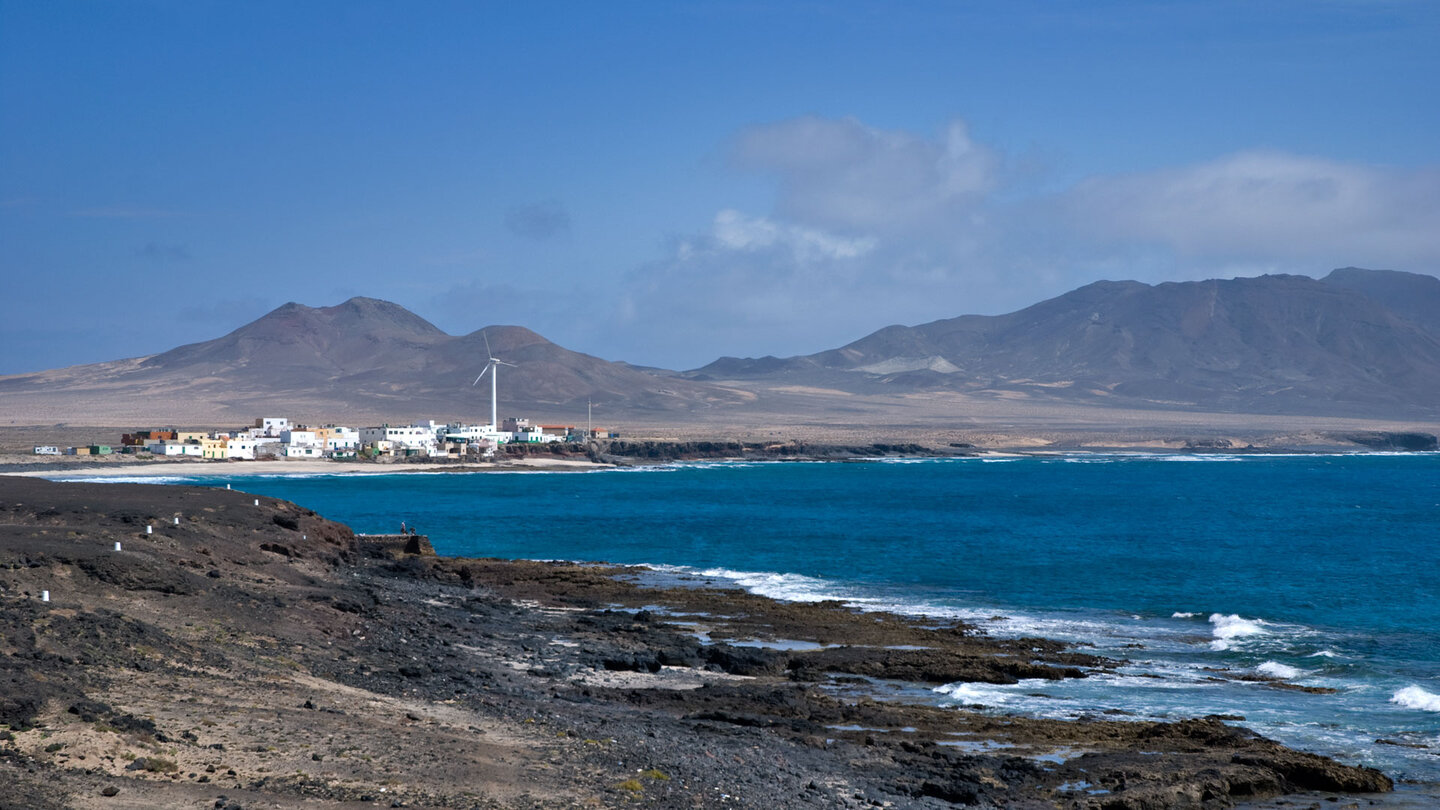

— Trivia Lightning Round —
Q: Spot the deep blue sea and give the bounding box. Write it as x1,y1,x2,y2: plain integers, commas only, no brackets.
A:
70,454,1440,788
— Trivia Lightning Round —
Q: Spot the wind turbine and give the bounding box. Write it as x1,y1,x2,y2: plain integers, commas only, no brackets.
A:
472,331,516,430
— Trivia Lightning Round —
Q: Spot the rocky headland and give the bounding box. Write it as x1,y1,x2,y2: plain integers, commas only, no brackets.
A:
0,476,1398,809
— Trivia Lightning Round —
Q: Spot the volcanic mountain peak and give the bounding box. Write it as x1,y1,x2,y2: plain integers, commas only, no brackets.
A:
139,297,449,374
457,324,553,355
250,297,448,339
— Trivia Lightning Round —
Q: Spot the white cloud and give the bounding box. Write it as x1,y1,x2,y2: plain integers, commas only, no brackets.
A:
726,116,1440,278
612,210,894,365
732,116,998,235
1061,151,1440,265
707,209,876,261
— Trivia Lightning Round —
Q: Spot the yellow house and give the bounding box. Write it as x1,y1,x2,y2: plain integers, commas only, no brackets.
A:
198,437,228,460
176,431,207,443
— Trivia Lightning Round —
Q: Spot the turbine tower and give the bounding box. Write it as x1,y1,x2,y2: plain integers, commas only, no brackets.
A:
472,331,516,430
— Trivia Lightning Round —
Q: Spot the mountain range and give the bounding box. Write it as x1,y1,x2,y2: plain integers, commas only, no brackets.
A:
690,268,1440,417
0,298,751,425
2,268,1438,425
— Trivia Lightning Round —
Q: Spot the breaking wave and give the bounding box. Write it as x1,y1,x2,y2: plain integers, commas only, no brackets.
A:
1206,613,1271,650
1256,661,1302,680
1392,686,1440,712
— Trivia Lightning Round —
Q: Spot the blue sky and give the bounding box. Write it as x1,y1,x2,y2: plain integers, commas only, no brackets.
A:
3,1,1438,374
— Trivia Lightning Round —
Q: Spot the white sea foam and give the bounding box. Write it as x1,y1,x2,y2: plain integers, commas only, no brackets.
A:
934,682,1013,704
1052,453,1250,464
1308,650,1341,658
1208,614,1267,649
46,475,195,485
230,472,389,480
1171,612,1200,618
672,566,876,606
1099,670,1215,690
654,565,1226,656
499,465,679,475
1256,661,1302,680
1210,615,1266,637
1391,686,1440,712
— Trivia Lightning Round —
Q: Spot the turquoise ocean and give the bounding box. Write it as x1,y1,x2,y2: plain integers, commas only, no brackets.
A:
82,454,1440,791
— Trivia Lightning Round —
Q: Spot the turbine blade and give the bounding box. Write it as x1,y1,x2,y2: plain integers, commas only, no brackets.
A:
483,330,493,360
473,366,490,385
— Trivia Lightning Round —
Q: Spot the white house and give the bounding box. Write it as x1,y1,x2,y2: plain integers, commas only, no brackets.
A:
283,444,323,458
321,426,358,451
442,422,510,446
226,437,258,460
360,424,437,455
256,417,291,436
149,441,202,457
505,418,562,443
280,429,317,447
33,446,60,455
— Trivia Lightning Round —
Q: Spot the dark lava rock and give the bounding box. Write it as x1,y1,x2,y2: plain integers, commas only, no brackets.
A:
704,644,786,676
602,653,662,673
790,645,1085,685
1344,431,1438,451
1231,750,1394,793
75,555,198,594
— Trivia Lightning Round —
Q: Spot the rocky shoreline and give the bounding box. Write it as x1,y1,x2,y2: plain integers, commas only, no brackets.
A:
0,476,1403,808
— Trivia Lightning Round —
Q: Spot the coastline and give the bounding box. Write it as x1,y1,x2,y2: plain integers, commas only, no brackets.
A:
1,415,1436,488
1,475,1424,809
0,455,606,478
5,442,1436,483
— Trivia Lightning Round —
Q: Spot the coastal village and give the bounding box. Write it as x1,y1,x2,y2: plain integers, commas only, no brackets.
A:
32,415,620,461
